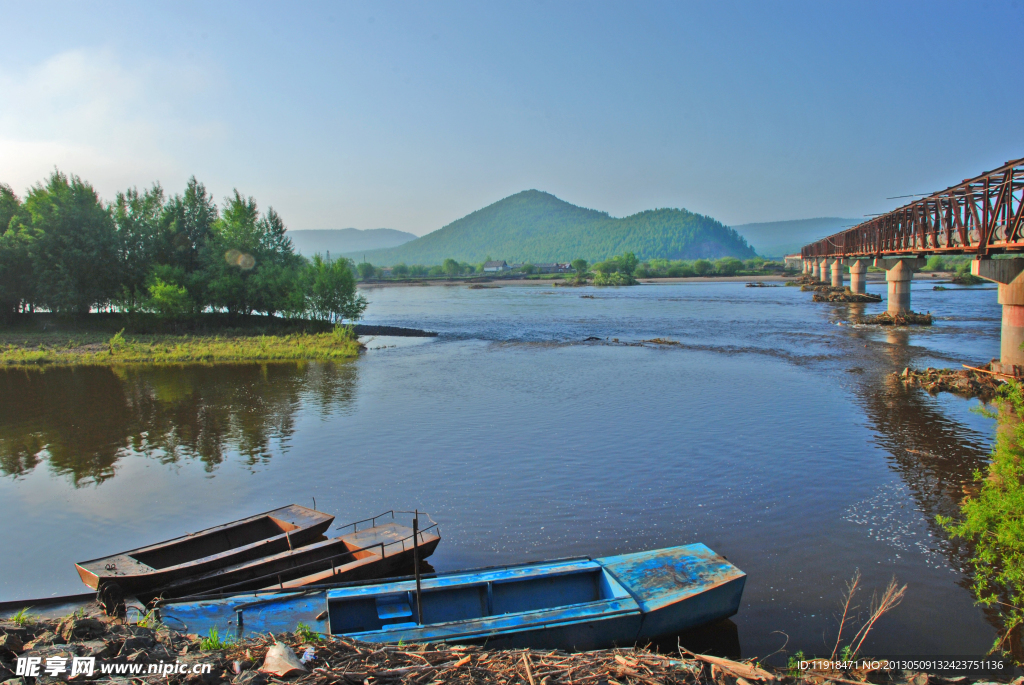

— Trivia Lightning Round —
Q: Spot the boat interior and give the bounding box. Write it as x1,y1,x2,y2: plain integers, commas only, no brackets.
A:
131,515,303,569
327,560,632,635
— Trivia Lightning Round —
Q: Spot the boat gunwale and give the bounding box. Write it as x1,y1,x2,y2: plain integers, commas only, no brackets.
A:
326,558,602,600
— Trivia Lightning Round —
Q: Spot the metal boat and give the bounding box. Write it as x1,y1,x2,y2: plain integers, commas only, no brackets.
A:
158,543,744,650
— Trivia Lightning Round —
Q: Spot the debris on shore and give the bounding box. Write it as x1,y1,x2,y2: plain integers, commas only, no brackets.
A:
0,614,1009,685
894,365,1003,400
745,282,780,288
800,284,842,292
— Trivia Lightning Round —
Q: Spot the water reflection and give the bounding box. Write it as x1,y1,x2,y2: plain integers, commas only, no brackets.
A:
0,362,359,486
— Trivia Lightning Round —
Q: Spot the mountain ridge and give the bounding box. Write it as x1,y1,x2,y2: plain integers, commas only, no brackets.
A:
344,190,755,265
730,217,858,258
287,227,417,257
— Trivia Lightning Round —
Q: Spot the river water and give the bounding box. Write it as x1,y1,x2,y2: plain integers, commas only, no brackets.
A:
0,278,1004,659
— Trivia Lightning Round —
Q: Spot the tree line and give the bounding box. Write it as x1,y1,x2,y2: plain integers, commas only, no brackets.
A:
0,171,366,323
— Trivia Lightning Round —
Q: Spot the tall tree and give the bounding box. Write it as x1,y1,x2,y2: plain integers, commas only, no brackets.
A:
0,184,31,320
305,254,367,322
112,183,165,310
204,190,305,316
14,171,118,314
162,176,217,273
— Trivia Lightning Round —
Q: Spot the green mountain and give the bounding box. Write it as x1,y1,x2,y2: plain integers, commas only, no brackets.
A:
287,228,417,257
731,217,857,258
346,190,755,266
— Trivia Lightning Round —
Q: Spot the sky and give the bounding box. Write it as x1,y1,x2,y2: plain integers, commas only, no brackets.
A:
0,0,1021,235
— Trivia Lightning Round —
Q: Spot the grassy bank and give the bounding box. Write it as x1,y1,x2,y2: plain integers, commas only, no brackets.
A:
0,314,362,366
940,379,1024,659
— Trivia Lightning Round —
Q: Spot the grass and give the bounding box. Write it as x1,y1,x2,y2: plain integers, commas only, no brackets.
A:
295,622,323,643
10,607,33,625
939,379,1024,659
0,326,362,367
200,626,232,651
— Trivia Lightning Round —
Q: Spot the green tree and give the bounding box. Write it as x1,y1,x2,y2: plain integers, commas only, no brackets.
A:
161,176,218,274
521,263,537,274
112,184,166,311
392,263,409,278
616,252,639,276
200,190,305,316
442,258,460,278
14,171,118,314
356,261,376,281
305,254,367,322
715,257,743,276
147,278,192,317
693,259,713,275
0,184,32,320
571,258,588,275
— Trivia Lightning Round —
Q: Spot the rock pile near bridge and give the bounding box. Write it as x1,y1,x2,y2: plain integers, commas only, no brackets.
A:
894,366,1003,400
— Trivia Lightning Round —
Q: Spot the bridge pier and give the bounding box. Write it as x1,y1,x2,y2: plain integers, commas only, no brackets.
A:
830,260,844,288
972,259,1024,375
819,259,829,283
874,258,926,315
844,259,868,294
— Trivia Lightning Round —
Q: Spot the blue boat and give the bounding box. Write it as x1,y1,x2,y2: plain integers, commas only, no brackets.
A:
158,544,744,651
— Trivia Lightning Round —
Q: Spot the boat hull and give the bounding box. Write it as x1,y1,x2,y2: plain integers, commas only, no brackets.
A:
74,505,334,594
158,544,745,650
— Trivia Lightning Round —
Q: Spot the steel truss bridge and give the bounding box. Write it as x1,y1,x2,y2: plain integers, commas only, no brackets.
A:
801,157,1024,260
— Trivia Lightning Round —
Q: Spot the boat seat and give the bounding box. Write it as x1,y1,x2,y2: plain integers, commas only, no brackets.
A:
381,621,418,630
376,595,413,621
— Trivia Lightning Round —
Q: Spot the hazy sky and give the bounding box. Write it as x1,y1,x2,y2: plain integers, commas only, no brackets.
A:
1,1,1021,235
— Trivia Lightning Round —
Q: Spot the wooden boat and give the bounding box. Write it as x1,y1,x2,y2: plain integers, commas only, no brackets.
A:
74,505,334,596
157,544,745,650
149,520,441,600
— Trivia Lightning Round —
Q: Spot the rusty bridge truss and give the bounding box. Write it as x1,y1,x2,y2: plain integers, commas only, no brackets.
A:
801,157,1024,260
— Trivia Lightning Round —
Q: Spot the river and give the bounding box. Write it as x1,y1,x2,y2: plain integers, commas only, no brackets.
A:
0,278,1003,659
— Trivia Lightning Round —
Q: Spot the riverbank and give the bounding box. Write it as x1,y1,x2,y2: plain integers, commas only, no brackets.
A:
0,329,364,366
0,614,1010,685
0,315,442,367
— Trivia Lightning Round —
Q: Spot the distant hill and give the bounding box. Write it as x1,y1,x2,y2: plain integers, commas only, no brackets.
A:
731,218,858,258
347,190,754,266
287,228,417,257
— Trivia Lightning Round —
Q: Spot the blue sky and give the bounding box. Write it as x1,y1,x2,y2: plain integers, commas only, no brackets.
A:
0,1,1021,234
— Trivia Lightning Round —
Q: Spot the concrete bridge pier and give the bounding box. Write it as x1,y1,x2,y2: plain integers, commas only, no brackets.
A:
874,258,926,315
972,259,1024,375
819,259,829,283
830,259,844,288
844,259,868,294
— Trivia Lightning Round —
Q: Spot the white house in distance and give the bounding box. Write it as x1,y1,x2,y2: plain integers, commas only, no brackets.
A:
483,260,510,272
783,254,802,269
